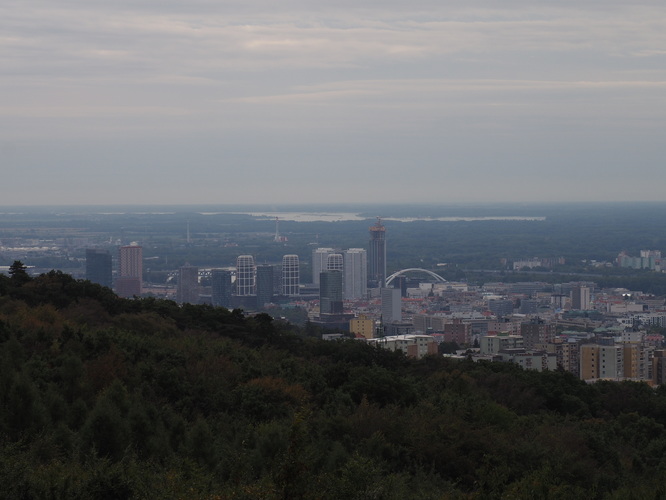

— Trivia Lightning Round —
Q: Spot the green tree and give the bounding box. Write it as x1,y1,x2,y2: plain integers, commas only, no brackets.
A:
8,260,30,286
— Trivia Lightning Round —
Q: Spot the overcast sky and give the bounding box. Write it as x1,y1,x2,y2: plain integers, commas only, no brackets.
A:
2,1,665,205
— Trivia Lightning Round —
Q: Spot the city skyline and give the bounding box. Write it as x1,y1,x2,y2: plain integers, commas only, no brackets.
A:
2,2,665,205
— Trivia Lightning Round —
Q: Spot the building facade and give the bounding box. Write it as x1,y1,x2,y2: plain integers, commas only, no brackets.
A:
367,335,438,359
520,320,556,350
312,248,335,285
343,248,367,300
350,314,375,339
177,264,199,304
381,287,402,323
85,248,112,288
256,264,274,308
236,255,256,296
211,269,233,308
488,299,514,318
117,244,143,298
281,254,300,296
368,218,386,288
580,344,624,381
571,286,591,310
326,253,344,272
320,270,343,315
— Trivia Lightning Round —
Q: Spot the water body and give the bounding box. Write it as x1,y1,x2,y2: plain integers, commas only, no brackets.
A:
236,212,546,222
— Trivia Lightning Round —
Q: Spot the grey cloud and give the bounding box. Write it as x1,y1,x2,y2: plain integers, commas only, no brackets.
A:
1,1,665,204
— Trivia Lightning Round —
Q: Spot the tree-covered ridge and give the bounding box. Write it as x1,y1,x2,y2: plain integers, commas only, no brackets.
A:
3,269,666,498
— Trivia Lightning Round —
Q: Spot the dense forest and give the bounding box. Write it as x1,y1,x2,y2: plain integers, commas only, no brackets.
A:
4,264,666,498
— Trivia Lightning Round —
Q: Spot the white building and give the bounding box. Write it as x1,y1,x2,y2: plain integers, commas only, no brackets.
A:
367,335,438,359
281,254,300,296
236,255,256,296
343,248,367,300
327,253,344,272
312,248,336,285
381,287,402,323
480,334,524,355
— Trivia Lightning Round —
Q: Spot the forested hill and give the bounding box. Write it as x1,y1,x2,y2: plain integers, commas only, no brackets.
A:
3,268,666,498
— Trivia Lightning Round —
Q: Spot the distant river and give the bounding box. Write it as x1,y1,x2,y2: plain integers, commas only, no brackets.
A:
229,212,546,223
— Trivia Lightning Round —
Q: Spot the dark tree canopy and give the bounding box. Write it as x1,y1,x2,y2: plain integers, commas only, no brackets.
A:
1,268,666,498
8,260,30,286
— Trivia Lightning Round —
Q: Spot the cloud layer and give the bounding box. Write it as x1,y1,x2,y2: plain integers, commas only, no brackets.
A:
2,1,665,204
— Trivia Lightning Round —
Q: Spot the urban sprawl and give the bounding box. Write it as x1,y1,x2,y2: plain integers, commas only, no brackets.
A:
5,218,666,386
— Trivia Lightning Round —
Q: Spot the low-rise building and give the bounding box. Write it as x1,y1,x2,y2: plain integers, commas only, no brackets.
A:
367,334,438,359
480,333,524,355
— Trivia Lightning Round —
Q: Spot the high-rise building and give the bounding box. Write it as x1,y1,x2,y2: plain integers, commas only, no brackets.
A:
381,287,402,323
350,314,375,339
368,218,386,288
327,253,344,272
177,263,199,304
320,270,343,315
256,264,274,308
520,319,556,350
580,344,624,381
312,248,335,285
211,269,233,308
571,286,591,310
393,275,407,298
343,248,367,300
116,244,142,298
236,255,256,296
281,255,300,296
85,248,112,288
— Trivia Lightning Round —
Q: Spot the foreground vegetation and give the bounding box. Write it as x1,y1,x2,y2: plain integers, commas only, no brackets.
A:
3,268,666,498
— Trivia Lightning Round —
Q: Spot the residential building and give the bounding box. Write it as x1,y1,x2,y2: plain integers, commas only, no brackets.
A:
571,286,591,310
580,344,624,381
350,314,374,339
443,320,472,345
281,254,300,296
312,248,335,285
236,255,255,296
520,319,556,350
367,334,438,359
480,333,524,355
326,253,344,272
343,248,367,300
117,244,142,298
512,352,558,372
653,350,666,385
381,287,402,323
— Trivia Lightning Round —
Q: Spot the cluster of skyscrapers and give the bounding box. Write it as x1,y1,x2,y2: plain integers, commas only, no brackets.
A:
84,219,391,317
312,247,368,300
170,254,303,310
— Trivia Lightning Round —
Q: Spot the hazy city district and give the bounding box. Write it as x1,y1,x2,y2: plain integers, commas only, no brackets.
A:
6,203,666,497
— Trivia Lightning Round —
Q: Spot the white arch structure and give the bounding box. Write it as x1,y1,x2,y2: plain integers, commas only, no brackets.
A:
385,268,448,287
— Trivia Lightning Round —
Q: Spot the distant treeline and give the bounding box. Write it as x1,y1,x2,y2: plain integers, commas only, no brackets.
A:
5,204,666,287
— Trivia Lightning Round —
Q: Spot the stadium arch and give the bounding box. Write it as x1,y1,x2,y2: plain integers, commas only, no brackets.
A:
385,268,447,287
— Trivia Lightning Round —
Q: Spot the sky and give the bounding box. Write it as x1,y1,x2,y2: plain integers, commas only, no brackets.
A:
2,1,665,205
